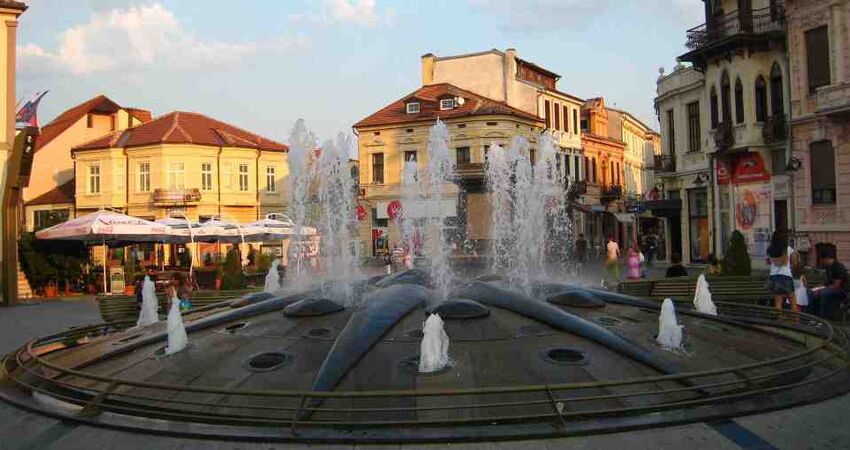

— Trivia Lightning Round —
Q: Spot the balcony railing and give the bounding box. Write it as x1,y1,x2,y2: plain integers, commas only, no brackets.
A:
567,180,587,201
762,114,787,145
816,83,850,115
153,188,201,205
455,163,486,184
600,184,622,202
653,154,676,173
685,3,785,51
713,122,735,151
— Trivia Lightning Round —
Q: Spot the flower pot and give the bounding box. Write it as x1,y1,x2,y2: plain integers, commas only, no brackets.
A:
124,285,135,295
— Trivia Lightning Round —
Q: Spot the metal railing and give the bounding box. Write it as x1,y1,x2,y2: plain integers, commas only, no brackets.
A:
686,3,785,51
2,302,848,439
713,122,735,151
762,114,787,144
653,155,676,173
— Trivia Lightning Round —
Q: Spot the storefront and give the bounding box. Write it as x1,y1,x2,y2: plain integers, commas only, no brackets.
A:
716,152,773,262
687,187,710,262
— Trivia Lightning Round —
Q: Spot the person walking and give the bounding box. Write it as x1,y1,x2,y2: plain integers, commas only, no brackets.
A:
766,231,797,312
810,247,849,320
626,246,642,280
603,236,620,288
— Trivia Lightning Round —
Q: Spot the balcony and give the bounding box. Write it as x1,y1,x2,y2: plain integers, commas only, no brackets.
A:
816,83,850,116
567,180,587,201
762,114,787,145
153,188,201,205
713,122,735,152
653,154,676,174
600,184,622,203
682,3,784,67
455,163,486,185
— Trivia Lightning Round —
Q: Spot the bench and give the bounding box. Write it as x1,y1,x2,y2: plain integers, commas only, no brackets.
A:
619,276,771,305
97,288,258,323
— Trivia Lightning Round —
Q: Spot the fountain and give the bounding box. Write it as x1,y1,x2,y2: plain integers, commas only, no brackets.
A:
135,275,158,327
419,313,450,373
4,121,849,444
286,119,318,286
694,274,717,315
165,294,188,354
657,298,683,350
263,259,281,293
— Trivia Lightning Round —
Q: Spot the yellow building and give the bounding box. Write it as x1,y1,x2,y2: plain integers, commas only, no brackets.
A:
23,95,151,231
71,111,289,222
353,83,543,256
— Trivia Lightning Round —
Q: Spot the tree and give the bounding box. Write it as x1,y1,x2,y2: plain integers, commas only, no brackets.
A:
18,232,86,291
222,247,245,290
722,230,751,276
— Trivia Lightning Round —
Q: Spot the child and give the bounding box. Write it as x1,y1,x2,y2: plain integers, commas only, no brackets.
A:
627,247,642,280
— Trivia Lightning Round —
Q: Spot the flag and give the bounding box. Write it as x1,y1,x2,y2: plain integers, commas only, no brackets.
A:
16,90,48,128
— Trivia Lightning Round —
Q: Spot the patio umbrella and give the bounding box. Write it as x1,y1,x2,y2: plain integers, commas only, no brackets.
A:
35,210,171,293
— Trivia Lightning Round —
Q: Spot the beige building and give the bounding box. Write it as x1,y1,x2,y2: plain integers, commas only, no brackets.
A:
23,95,151,231
786,0,850,264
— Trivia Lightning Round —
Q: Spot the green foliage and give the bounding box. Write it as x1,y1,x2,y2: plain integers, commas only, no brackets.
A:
255,252,273,273
18,232,86,290
722,230,751,276
222,247,245,290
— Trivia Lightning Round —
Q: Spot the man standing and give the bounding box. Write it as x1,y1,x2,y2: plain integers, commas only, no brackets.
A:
810,247,849,320
643,231,657,267
603,236,620,288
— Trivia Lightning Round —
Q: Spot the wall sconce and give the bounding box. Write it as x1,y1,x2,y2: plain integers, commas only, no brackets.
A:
693,172,709,185
786,157,802,172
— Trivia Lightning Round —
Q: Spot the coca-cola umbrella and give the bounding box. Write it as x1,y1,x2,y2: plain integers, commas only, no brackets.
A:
35,209,171,293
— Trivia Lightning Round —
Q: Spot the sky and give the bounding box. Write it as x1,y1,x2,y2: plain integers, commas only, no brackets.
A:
16,0,704,149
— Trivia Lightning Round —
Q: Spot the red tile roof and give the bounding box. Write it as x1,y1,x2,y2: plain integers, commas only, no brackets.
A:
35,95,120,152
25,179,74,206
353,83,542,128
73,111,288,153
127,108,153,123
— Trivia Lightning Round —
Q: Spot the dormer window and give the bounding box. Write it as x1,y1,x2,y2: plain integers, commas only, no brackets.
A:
440,98,455,110
406,102,420,114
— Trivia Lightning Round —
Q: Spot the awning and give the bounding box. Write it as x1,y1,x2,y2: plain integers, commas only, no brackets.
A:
612,213,635,223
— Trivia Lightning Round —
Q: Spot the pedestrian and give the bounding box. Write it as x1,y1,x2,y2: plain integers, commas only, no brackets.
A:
626,246,641,280
603,236,620,288
643,232,656,267
133,274,144,311
665,252,689,278
171,273,193,310
575,233,588,269
765,230,797,312
810,246,849,320
706,254,723,275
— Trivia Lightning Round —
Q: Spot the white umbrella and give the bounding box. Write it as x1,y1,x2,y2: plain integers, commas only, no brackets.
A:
244,217,318,239
36,210,171,293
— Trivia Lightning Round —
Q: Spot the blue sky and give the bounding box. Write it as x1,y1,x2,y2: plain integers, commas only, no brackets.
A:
17,0,704,147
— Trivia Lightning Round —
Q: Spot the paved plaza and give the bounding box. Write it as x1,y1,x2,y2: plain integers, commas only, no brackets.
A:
0,295,848,450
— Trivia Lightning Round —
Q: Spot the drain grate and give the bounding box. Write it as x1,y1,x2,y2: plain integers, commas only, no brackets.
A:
245,352,292,372
541,348,588,366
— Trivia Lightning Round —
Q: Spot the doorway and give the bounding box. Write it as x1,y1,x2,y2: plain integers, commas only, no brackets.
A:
774,199,788,233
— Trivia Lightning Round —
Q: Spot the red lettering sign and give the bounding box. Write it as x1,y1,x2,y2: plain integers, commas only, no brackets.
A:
387,200,403,220
732,152,770,184
716,158,731,185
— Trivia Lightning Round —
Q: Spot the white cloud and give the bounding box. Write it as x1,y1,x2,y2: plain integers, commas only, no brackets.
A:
289,0,392,28
17,3,273,75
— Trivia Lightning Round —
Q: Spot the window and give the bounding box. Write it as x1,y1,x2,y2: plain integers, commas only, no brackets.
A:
563,105,570,133
404,150,417,162
810,140,836,204
483,145,490,162
266,166,276,192
805,26,830,93
573,109,578,132
456,146,471,165
87,163,100,193
238,164,249,192
372,153,384,184
591,158,597,183
439,98,455,110
544,100,551,129
168,162,185,189
201,162,213,191
720,71,731,124
666,109,676,154
529,148,536,165
710,87,719,129
574,155,580,180
34,209,69,231
86,114,93,128
580,118,588,132
555,152,562,176
110,115,116,131
770,63,783,116
687,101,701,152
755,76,767,122
734,78,744,124
554,102,560,130
138,162,150,192
406,102,420,114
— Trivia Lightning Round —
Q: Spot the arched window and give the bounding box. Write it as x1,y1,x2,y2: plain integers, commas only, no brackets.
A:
734,77,744,124
720,71,731,124
710,86,718,129
754,76,767,122
770,62,783,116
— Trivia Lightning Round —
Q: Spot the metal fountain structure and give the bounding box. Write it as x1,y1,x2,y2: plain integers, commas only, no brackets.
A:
1,121,849,444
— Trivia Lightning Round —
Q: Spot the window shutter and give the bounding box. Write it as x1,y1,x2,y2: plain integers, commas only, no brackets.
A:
805,26,830,93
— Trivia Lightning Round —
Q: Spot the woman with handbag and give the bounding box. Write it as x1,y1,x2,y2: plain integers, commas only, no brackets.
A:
766,231,797,312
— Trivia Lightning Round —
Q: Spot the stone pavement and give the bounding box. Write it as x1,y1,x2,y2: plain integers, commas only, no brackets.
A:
1,294,848,449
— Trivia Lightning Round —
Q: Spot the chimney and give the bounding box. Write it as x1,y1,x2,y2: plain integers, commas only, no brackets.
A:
421,53,436,86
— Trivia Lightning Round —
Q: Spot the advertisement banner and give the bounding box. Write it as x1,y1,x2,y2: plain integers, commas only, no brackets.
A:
735,183,772,259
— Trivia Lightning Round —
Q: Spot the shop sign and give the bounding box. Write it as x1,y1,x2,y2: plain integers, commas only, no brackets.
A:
387,200,403,220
